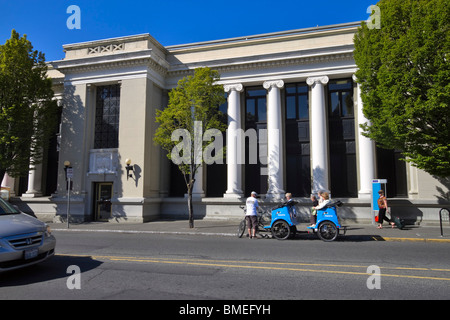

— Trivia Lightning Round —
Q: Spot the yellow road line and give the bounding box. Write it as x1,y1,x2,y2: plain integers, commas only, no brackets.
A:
372,236,450,243
57,254,450,282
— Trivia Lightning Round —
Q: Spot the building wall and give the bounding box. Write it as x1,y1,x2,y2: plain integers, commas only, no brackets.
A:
7,23,449,225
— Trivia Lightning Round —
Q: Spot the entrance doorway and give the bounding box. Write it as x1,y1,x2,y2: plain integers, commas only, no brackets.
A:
94,182,113,221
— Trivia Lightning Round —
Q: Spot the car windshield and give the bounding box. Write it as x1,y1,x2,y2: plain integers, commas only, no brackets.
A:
0,198,20,215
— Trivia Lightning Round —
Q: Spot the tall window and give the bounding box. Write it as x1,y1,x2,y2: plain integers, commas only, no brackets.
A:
285,83,311,197
206,96,228,197
245,87,267,195
94,84,120,149
376,147,408,197
328,79,357,197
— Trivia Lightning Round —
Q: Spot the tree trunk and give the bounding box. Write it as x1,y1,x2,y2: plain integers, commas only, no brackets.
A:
187,179,194,228
0,168,6,187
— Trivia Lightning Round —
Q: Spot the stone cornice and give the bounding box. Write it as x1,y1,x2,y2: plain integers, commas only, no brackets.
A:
63,33,169,55
167,22,360,53
168,49,354,78
50,50,169,77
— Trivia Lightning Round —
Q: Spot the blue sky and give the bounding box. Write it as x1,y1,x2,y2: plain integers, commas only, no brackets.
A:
1,0,376,62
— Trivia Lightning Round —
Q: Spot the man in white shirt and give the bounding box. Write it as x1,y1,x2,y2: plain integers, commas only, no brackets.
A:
245,191,259,239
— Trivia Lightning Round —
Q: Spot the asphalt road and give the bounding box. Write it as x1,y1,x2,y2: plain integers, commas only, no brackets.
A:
1,230,449,302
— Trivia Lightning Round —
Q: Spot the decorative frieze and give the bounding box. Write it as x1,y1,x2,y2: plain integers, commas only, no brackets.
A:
88,43,125,55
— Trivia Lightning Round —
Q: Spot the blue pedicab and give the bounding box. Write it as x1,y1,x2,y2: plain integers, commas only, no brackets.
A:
238,200,344,241
263,201,300,240
307,200,345,242
266,200,344,241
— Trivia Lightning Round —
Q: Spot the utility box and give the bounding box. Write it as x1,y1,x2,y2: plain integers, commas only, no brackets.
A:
372,179,387,225
0,187,10,201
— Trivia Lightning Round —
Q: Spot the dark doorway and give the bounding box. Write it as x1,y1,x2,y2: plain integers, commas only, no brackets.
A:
93,182,113,221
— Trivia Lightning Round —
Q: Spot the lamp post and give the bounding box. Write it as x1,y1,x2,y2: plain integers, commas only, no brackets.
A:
64,161,73,229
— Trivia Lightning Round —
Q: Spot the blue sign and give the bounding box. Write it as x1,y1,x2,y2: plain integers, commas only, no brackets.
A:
372,179,387,211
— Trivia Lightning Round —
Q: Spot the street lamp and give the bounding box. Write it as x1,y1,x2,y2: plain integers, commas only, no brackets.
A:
64,161,73,228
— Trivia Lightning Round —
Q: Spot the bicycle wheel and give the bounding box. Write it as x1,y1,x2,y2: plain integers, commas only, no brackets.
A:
237,219,246,238
271,220,290,240
317,221,338,242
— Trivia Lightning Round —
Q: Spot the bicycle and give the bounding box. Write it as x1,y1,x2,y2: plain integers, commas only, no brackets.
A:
237,205,271,238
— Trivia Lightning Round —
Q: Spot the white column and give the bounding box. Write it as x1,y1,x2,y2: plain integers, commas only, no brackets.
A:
408,163,419,199
1,173,16,197
307,76,329,194
223,83,244,198
353,75,376,199
191,165,205,198
23,161,43,198
263,80,285,200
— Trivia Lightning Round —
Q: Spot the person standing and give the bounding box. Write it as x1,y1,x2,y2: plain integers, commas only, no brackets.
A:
377,190,394,229
246,191,259,239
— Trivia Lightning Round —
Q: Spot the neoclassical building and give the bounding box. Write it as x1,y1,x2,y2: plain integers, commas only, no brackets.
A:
4,22,449,224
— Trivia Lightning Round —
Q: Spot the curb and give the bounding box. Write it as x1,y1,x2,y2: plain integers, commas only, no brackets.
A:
51,228,450,242
51,228,236,237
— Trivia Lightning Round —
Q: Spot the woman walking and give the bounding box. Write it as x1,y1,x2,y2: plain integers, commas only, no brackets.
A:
377,190,394,229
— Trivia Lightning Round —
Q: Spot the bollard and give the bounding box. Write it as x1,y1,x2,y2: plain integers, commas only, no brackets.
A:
439,208,449,237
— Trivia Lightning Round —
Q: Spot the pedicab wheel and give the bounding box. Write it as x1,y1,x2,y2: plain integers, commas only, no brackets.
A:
237,219,246,238
271,220,290,240
317,221,338,242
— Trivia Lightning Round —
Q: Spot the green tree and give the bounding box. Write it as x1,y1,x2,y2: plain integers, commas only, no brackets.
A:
154,67,226,228
354,0,450,177
0,30,58,184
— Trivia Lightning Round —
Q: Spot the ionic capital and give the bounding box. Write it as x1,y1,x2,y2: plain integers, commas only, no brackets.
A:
224,83,244,93
306,76,329,86
263,80,284,90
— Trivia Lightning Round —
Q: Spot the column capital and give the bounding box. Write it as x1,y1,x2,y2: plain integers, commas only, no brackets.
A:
263,80,284,90
306,76,329,86
224,83,244,93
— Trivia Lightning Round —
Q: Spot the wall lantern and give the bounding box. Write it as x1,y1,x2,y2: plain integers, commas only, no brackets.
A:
125,158,134,180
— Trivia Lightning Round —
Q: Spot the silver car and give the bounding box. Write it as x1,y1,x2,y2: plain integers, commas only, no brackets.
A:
0,197,56,272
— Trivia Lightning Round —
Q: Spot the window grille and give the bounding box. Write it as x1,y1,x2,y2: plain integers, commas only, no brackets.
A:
94,84,120,149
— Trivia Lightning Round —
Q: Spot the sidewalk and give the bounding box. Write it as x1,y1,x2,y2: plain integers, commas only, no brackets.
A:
48,219,450,243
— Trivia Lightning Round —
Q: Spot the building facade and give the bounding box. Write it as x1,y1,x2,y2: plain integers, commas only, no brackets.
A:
4,22,449,224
